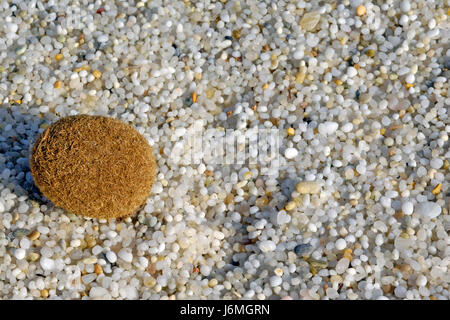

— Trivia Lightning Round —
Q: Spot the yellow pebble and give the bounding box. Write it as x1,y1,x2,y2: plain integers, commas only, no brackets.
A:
262,83,269,89
94,264,103,275
443,160,449,170
40,289,49,298
356,5,367,16
295,71,306,84
274,267,284,276
55,53,63,61
365,49,375,57
92,70,102,79
380,128,386,135
286,127,295,136
285,201,297,211
208,279,218,287
53,80,62,89
405,83,414,89
432,184,442,195
243,171,252,180
144,276,156,287
334,79,343,85
343,248,353,261
28,230,40,241
14,99,22,104
192,91,197,103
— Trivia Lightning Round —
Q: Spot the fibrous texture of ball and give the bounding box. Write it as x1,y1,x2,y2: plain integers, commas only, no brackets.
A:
30,115,157,219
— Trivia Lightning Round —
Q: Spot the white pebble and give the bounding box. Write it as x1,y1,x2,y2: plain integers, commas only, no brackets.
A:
335,239,347,250
118,248,133,263
14,248,26,260
400,0,411,12
347,67,358,78
97,35,108,42
318,121,339,135
90,287,109,298
40,258,55,271
405,74,415,84
336,258,350,274
284,148,298,159
106,251,117,263
269,276,282,287
259,240,276,252
416,275,427,287
402,201,414,215
430,158,443,169
416,201,441,219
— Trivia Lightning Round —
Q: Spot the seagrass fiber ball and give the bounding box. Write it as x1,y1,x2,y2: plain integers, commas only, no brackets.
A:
30,115,157,219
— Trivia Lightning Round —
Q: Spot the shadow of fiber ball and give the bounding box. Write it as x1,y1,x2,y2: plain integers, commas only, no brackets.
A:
29,115,157,219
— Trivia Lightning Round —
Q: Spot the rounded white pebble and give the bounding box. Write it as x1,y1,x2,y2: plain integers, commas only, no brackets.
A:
402,201,414,215
284,148,298,159
259,240,276,252
106,251,117,263
416,275,427,287
118,248,133,263
97,35,108,42
318,121,339,135
405,74,415,84
269,276,283,287
40,258,55,271
430,158,443,169
14,248,26,260
347,67,358,78
400,0,411,12
335,239,347,250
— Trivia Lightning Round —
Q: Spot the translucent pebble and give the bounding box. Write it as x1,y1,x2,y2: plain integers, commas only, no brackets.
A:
318,121,338,135
400,0,411,12
90,287,109,298
299,12,321,31
18,203,29,214
336,258,350,274
430,158,443,169
296,181,320,194
82,274,97,284
20,238,31,249
259,240,276,252
97,34,108,42
269,276,282,287
416,202,441,219
200,265,211,276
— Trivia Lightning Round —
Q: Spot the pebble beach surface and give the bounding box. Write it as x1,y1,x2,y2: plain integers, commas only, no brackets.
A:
0,0,449,300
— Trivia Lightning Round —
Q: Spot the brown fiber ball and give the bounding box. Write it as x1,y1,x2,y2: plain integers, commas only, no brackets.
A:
30,115,157,219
